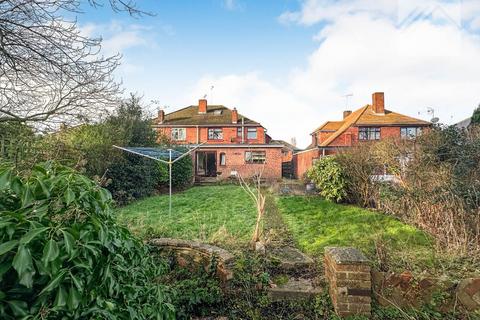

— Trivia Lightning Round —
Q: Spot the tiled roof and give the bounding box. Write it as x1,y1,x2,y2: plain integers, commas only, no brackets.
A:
455,117,471,129
158,105,260,126
313,121,344,133
270,139,302,151
320,106,368,147
355,107,431,126
319,104,430,147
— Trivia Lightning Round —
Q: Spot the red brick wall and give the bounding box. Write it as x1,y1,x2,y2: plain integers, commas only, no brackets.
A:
317,131,335,145
282,149,293,162
328,126,402,147
196,147,282,180
328,127,358,147
293,148,320,179
157,126,266,145
294,126,408,180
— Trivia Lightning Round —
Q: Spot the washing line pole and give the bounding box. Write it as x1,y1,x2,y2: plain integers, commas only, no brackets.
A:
169,149,172,215
113,142,207,215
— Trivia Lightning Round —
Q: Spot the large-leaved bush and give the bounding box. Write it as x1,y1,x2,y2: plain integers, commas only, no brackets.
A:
307,156,347,202
0,162,175,319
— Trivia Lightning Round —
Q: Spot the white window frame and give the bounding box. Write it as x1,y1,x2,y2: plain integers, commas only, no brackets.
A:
401,127,422,139
171,128,186,141
245,151,266,164
208,128,223,140
359,127,380,140
247,128,257,140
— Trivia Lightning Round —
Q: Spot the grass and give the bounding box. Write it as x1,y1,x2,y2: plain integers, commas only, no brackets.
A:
116,185,257,249
275,195,437,271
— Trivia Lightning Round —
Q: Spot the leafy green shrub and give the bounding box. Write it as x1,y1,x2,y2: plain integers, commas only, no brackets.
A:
307,156,347,202
0,162,175,319
106,154,161,206
157,154,193,189
471,105,480,126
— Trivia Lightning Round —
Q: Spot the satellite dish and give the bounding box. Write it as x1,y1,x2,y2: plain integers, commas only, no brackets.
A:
431,117,439,123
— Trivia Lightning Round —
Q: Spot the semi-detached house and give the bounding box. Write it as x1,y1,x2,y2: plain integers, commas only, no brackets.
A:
294,92,431,178
152,99,283,181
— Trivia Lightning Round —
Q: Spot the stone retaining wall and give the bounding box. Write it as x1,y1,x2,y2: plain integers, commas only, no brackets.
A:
149,238,235,283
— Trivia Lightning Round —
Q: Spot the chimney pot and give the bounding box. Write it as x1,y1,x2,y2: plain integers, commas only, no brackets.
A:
232,107,238,124
158,109,165,123
343,110,352,119
198,99,207,114
372,92,385,114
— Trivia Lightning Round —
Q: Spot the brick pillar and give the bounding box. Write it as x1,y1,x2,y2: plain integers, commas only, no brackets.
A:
325,247,371,318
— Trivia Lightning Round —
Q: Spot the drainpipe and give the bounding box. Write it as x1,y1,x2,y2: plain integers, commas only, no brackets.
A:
196,125,199,144
241,118,245,144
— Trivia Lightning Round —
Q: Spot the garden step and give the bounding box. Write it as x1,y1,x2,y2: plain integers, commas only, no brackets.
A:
268,278,322,301
194,177,218,185
268,246,315,272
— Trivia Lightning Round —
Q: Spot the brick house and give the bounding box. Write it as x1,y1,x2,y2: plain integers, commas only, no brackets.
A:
294,92,431,178
152,99,283,181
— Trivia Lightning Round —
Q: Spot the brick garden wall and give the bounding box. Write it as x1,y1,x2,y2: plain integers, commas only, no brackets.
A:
293,148,320,179
324,247,372,318
324,247,480,317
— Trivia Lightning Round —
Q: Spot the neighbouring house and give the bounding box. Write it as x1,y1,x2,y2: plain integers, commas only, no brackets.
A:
294,92,431,178
455,117,471,129
152,99,283,181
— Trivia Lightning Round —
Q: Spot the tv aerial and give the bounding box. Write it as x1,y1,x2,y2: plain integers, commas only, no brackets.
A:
427,107,439,123
150,99,169,112
342,93,353,109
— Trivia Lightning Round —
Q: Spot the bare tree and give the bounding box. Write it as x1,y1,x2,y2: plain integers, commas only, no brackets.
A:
237,166,266,248
0,0,148,130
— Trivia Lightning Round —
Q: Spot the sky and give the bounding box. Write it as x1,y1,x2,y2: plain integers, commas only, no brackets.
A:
77,0,480,148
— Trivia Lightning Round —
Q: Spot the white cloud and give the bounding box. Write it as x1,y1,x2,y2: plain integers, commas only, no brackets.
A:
222,0,243,11
80,21,160,77
278,0,480,28
187,73,313,147
81,21,155,55
187,2,480,148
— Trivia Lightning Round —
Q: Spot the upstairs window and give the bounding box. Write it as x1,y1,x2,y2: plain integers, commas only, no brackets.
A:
358,127,380,140
208,128,223,140
171,128,186,141
401,127,422,139
237,127,243,137
247,128,257,140
245,151,266,164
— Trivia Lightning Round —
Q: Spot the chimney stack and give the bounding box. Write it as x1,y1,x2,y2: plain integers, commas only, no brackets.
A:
343,110,352,119
198,99,207,114
232,108,238,123
372,92,385,114
158,109,165,123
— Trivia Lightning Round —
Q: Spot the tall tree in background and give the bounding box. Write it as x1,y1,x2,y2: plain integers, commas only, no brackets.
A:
0,0,146,130
471,104,480,126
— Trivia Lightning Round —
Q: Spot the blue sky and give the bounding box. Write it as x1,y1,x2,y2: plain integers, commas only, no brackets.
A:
77,0,480,147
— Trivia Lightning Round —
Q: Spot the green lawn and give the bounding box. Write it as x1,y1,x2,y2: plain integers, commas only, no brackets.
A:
275,195,436,270
116,185,257,248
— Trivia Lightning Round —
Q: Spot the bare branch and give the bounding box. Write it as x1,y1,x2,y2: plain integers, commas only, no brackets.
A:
0,0,148,131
